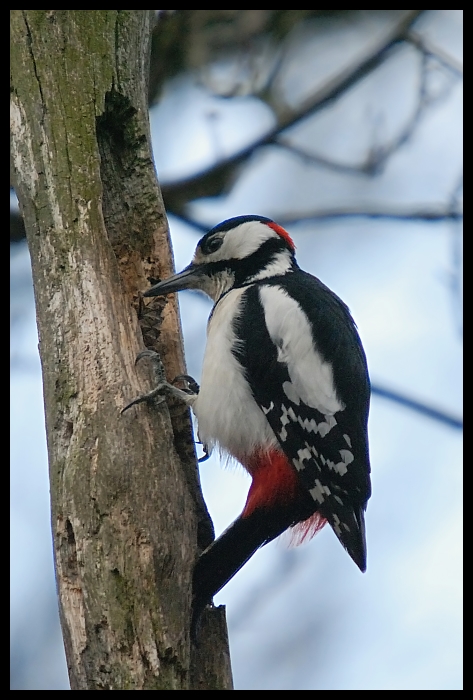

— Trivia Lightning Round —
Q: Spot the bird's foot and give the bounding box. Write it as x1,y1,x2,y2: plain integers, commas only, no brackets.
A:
121,351,199,414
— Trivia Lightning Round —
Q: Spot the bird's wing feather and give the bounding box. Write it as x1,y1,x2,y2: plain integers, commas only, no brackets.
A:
233,278,371,569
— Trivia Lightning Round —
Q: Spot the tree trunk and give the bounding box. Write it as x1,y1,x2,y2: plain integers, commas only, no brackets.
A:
10,10,232,690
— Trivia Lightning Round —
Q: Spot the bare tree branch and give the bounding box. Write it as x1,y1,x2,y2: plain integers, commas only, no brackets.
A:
371,384,462,430
277,43,460,179
407,28,463,77
172,206,462,237
162,10,426,213
273,140,376,176
277,207,463,224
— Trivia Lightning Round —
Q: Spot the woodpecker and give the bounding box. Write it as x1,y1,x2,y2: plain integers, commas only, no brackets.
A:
134,215,371,631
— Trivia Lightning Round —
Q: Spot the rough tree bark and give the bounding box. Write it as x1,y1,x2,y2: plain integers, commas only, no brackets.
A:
10,10,232,690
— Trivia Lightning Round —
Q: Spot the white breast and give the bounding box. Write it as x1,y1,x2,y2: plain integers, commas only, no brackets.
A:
193,287,278,461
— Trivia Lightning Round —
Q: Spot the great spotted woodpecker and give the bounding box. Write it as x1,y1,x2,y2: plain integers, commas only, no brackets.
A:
133,215,371,631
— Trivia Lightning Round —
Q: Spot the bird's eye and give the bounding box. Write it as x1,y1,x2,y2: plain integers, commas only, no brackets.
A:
203,236,223,254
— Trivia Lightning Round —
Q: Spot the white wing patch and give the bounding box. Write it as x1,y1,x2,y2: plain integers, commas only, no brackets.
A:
259,285,344,415
326,449,354,476
309,479,332,504
332,513,343,536
283,381,300,405
279,403,337,441
292,446,314,471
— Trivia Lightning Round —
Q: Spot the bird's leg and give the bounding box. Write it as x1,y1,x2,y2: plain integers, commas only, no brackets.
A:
121,350,199,414
171,374,211,462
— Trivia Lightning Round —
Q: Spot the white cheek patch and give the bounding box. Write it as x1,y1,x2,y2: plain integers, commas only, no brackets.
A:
219,221,280,260
259,285,344,415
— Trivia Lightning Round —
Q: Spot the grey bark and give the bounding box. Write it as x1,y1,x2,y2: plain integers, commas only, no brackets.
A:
10,10,232,690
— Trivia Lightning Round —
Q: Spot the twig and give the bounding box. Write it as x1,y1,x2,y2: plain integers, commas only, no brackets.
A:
278,42,460,178
273,141,375,176
371,384,462,430
407,28,463,77
162,11,427,210
276,207,463,224
170,206,462,235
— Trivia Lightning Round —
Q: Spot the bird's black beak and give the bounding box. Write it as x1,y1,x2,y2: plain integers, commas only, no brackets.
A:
143,263,204,297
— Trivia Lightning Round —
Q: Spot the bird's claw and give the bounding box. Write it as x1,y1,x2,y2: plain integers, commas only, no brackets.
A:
122,350,168,414
122,352,200,415
172,374,200,395
121,385,167,414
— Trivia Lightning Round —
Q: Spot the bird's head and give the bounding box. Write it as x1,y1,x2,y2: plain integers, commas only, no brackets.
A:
144,215,297,302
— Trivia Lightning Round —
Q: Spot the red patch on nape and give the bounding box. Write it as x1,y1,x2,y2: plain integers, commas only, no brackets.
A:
266,221,296,251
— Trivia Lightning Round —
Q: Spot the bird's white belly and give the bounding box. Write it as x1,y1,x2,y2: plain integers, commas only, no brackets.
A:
193,287,277,460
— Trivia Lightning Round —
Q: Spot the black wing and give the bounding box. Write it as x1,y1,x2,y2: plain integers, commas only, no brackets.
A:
232,274,371,570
